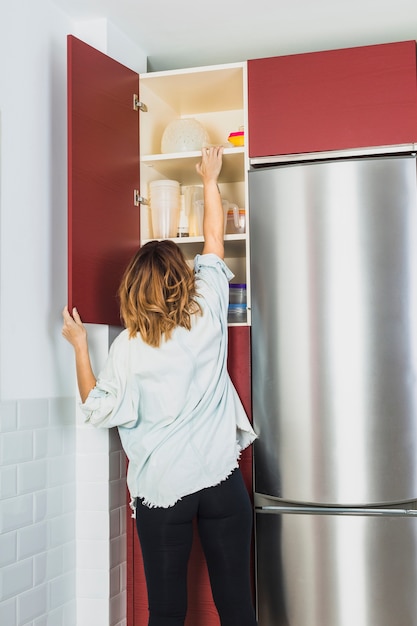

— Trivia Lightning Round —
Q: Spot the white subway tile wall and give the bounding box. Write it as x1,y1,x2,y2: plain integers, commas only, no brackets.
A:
75,405,127,626
109,428,128,623
0,398,76,625
0,397,127,626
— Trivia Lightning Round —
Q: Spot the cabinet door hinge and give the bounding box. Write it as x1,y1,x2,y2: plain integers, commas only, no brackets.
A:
134,190,149,206
133,94,148,112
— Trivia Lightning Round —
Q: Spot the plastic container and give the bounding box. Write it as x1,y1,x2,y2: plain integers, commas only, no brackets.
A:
181,185,203,236
228,283,247,323
193,199,238,236
149,180,180,238
226,208,246,234
227,130,245,147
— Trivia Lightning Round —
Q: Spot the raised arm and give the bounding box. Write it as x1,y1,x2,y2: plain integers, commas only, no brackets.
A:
196,146,224,258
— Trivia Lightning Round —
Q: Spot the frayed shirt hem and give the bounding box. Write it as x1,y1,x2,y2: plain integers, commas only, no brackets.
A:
129,461,242,518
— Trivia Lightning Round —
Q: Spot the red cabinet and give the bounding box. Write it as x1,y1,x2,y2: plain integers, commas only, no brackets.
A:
127,326,253,626
248,40,417,158
68,35,249,326
67,35,140,326
68,37,253,626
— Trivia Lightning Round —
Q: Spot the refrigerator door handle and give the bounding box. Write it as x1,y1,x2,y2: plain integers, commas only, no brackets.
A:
256,504,417,517
249,143,417,167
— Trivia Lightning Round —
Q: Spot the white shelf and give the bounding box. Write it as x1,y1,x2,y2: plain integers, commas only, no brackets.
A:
139,61,250,326
141,233,247,247
140,63,245,115
141,147,245,185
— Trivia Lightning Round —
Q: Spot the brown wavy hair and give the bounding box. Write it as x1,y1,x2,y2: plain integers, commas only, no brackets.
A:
118,240,202,347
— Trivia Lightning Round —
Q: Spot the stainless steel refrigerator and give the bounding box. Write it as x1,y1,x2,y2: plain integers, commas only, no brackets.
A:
248,150,417,626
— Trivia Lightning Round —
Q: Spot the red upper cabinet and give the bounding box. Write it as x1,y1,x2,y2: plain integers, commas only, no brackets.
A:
248,40,417,158
67,39,249,327
67,35,140,326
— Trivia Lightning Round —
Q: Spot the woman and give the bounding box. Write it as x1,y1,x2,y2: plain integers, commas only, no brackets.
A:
62,145,258,626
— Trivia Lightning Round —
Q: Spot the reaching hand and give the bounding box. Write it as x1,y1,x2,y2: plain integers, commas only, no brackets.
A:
196,145,224,183
62,305,88,350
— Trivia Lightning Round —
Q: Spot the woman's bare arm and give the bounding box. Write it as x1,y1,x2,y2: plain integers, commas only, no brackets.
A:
196,146,224,258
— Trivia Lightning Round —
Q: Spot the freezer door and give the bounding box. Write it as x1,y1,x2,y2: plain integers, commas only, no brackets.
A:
255,510,417,626
249,155,417,504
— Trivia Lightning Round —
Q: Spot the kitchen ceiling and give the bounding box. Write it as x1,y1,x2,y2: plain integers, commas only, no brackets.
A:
53,0,417,71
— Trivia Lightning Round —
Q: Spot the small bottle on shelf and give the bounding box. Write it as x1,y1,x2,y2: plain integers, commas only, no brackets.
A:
177,195,189,238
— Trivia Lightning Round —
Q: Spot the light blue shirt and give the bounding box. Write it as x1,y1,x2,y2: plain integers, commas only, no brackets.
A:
80,253,257,509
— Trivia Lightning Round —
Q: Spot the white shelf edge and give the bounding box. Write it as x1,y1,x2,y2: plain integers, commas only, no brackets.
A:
141,146,245,163
140,234,247,245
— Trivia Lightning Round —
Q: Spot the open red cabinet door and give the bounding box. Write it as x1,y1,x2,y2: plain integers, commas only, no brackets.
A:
67,35,140,326
68,36,254,625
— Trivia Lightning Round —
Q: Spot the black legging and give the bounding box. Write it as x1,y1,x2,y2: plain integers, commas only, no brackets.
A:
135,468,258,626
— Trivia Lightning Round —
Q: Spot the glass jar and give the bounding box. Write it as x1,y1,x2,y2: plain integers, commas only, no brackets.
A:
228,283,247,323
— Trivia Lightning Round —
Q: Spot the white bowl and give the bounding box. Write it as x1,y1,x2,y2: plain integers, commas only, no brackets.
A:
161,118,210,153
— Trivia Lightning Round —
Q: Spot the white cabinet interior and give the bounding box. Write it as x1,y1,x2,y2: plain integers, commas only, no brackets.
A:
139,62,250,325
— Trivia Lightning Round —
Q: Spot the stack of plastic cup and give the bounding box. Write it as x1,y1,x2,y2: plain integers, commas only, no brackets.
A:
149,180,180,238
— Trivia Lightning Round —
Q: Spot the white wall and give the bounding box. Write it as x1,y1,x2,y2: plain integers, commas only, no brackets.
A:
0,0,71,401
0,5,145,402
0,1,146,624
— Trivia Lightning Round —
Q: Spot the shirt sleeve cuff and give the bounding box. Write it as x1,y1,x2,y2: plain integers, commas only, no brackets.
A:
194,253,234,281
